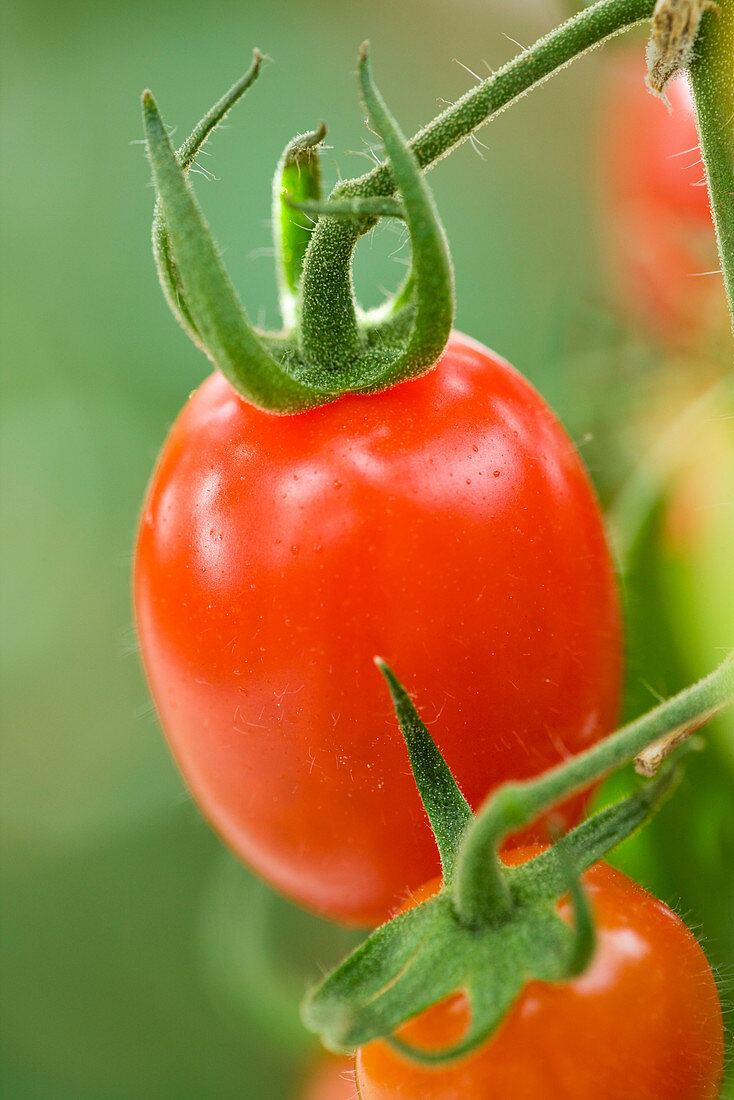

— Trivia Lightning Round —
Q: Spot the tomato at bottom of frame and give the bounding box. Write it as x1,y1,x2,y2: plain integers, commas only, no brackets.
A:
298,1055,357,1100
354,852,724,1100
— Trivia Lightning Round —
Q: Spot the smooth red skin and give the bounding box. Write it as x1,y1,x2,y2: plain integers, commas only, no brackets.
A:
356,853,724,1100
598,60,717,340
134,332,621,926
299,1056,357,1100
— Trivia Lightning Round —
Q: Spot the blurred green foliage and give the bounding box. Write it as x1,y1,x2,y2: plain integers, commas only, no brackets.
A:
2,0,731,1095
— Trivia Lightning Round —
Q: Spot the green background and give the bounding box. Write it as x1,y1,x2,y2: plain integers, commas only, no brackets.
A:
2,0,732,1095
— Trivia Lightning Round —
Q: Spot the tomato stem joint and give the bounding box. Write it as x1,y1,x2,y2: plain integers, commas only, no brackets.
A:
142,46,454,413
301,653,734,1065
143,0,734,391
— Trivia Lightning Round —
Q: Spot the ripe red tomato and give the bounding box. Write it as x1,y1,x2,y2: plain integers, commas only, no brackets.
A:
597,58,719,341
134,331,620,926
299,1056,356,1100
356,850,724,1099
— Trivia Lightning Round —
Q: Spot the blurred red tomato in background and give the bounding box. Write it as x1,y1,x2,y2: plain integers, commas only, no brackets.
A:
597,56,721,343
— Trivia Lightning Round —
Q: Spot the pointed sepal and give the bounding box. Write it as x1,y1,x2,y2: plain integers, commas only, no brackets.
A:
452,653,734,927
273,123,327,330
509,752,690,906
143,91,322,412
353,44,455,390
152,52,264,347
376,660,473,881
302,654,733,1065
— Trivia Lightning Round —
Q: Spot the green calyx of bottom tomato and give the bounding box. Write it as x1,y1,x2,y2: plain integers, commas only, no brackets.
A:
142,44,454,414
301,653,734,1066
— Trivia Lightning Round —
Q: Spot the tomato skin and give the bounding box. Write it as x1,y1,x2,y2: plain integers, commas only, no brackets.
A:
598,60,719,341
134,331,621,926
299,1056,356,1100
355,852,724,1100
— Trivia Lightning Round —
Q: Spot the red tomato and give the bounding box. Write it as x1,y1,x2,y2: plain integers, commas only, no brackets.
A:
299,1056,356,1100
356,850,724,1099
597,58,719,341
134,332,620,926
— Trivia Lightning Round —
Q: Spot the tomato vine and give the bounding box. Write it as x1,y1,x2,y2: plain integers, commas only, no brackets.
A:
302,655,734,1058
143,0,732,416
688,0,734,324
137,0,734,1083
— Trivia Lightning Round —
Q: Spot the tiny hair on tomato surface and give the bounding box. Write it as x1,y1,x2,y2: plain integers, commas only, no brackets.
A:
354,851,725,1100
298,1055,356,1100
136,48,621,926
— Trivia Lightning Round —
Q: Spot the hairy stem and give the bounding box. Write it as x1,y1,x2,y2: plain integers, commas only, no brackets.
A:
454,653,733,926
299,0,655,377
689,0,734,333
348,0,656,201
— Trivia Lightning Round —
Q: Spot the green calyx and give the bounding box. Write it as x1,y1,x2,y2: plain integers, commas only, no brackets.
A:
143,45,454,413
142,0,677,414
273,121,327,331
301,652,734,1065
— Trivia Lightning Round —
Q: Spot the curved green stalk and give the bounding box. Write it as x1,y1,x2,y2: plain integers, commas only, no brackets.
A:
298,0,656,385
306,0,658,207
303,656,729,1063
689,0,734,333
147,2,668,410
373,0,655,188
353,45,454,389
296,204,363,373
509,753,689,903
453,653,734,927
297,46,454,390
272,123,327,330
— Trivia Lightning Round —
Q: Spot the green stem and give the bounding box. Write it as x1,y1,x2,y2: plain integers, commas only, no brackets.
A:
689,0,734,334
454,652,734,926
298,211,363,372
298,0,655,378
510,753,688,903
323,0,656,210
354,45,454,388
272,123,327,330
